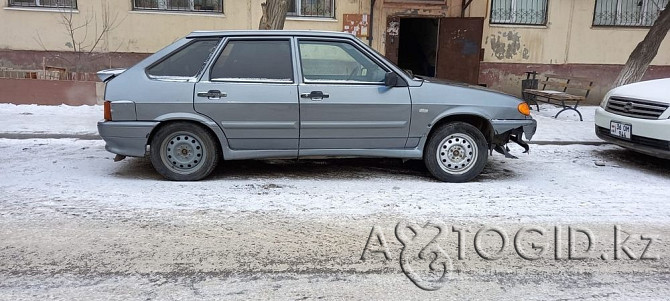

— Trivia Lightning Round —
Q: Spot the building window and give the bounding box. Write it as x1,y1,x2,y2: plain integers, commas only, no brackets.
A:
593,0,668,27
133,0,223,13
288,0,335,18
490,0,548,25
8,0,77,8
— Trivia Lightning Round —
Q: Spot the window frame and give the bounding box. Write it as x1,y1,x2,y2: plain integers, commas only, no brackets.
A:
8,0,77,9
207,38,296,85
287,0,336,18
592,0,668,28
132,0,223,14
145,38,222,82
489,0,549,26
296,38,392,86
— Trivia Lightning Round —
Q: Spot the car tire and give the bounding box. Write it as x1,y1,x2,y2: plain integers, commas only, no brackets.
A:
424,122,488,183
149,122,220,181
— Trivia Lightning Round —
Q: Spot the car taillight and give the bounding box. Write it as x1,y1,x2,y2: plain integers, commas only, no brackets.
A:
104,101,112,121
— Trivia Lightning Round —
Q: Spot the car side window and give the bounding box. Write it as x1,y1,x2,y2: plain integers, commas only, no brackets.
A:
147,39,221,78
210,40,293,83
299,40,387,83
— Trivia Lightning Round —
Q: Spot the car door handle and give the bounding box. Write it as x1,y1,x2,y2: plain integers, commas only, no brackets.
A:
197,90,227,99
300,91,329,101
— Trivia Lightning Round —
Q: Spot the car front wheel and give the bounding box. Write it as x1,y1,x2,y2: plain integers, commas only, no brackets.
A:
424,122,488,183
149,122,220,181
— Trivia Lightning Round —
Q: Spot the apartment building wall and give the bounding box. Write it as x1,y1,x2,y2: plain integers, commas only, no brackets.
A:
479,0,670,102
0,1,370,53
0,0,370,71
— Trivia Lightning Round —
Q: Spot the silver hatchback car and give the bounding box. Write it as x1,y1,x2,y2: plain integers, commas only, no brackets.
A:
97,30,536,182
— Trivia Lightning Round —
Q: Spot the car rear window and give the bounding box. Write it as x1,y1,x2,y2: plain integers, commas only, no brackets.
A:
147,39,221,78
210,40,293,83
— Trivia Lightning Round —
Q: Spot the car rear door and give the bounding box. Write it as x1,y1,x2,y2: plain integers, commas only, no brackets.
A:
296,38,412,152
194,37,299,154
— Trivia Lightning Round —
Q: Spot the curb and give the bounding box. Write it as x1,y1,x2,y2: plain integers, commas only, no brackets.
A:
529,141,608,146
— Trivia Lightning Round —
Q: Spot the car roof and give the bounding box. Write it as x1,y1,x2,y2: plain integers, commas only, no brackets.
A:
186,30,356,39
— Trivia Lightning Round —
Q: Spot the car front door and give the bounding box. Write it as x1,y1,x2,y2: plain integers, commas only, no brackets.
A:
296,39,412,152
194,38,299,155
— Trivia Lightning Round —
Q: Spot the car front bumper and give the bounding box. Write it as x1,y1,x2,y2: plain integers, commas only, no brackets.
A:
97,121,159,157
595,107,670,159
491,118,537,141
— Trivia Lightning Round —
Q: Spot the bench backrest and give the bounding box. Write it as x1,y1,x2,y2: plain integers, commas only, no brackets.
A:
540,75,594,98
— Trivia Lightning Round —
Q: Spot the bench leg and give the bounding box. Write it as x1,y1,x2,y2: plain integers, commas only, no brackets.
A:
523,94,540,111
554,107,583,121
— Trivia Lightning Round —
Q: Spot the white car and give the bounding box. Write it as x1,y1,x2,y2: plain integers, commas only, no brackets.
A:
595,78,670,159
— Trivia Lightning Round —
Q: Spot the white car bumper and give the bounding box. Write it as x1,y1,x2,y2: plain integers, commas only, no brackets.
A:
595,107,670,159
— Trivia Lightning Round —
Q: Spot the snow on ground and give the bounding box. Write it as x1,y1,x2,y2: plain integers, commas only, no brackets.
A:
0,103,602,142
1,138,668,223
0,104,101,135
530,104,600,142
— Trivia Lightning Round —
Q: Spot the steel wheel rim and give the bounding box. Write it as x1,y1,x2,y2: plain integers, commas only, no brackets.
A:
160,131,206,175
436,133,478,175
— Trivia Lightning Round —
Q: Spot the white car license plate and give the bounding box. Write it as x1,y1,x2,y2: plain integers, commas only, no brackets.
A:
610,121,632,139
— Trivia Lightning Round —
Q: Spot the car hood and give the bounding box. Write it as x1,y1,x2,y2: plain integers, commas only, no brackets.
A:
413,76,524,109
408,76,530,121
417,76,517,98
609,78,670,104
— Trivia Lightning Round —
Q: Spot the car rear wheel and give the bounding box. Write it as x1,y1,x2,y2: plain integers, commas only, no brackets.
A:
150,122,220,181
424,122,488,182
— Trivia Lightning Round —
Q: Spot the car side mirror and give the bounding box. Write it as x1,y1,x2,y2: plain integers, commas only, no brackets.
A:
384,72,399,87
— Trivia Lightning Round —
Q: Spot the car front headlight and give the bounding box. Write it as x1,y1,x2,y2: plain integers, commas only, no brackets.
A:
518,102,531,116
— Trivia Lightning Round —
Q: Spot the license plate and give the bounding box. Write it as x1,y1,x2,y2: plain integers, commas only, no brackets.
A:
610,121,632,139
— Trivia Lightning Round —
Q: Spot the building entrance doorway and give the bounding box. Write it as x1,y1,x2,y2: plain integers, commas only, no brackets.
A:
397,18,438,77
385,16,484,85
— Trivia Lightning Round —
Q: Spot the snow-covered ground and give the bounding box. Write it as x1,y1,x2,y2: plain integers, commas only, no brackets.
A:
0,104,102,135
530,105,600,142
1,138,668,222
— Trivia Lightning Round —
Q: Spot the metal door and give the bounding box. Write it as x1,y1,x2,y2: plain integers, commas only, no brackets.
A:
436,17,484,85
384,16,401,64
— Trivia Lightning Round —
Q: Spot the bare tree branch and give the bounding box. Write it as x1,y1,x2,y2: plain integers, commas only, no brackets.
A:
43,1,126,72
33,31,50,52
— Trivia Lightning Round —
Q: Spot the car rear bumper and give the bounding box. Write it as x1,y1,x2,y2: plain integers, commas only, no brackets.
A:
97,121,158,157
595,108,670,159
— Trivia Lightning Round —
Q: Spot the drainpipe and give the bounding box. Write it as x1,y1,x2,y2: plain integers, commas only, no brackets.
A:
368,0,376,46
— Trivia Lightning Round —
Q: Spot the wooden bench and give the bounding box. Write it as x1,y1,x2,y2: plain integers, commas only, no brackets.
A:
523,75,594,121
